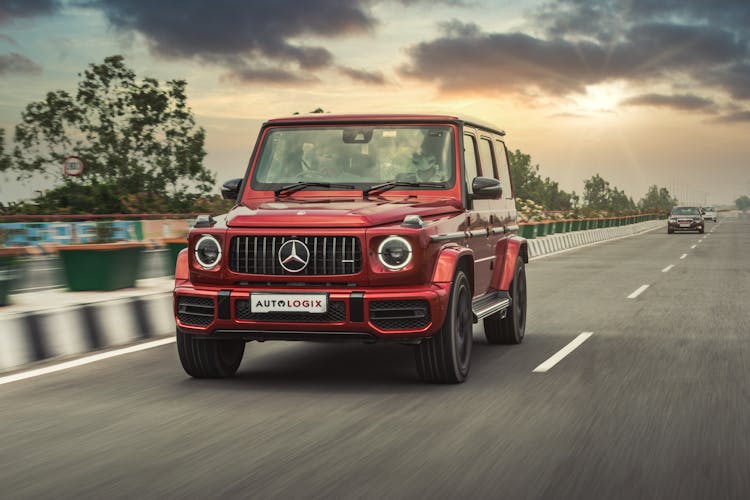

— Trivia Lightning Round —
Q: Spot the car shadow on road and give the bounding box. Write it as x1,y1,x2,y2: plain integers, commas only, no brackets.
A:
174,332,519,393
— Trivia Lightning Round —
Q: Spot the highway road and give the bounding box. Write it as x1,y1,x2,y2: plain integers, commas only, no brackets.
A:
1,214,749,499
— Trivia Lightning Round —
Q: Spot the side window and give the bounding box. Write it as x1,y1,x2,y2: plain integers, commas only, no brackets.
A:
478,137,497,179
495,139,513,199
463,134,480,193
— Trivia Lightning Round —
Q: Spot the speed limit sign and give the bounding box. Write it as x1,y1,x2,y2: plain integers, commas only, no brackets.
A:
62,156,85,177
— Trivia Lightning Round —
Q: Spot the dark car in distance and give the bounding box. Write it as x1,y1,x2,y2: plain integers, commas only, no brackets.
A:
668,206,705,234
173,114,529,383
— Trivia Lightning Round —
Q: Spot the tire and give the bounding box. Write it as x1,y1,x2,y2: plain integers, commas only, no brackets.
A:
668,227,674,234
484,256,527,345
177,329,245,378
698,227,704,234
415,269,473,383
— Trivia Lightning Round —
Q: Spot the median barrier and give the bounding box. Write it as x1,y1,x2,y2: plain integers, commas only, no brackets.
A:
0,277,174,372
527,218,664,259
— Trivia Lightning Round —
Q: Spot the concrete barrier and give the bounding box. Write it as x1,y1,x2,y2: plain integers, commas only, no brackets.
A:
0,278,173,372
527,219,664,259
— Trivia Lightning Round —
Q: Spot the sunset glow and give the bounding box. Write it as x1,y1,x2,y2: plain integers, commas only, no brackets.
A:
1,1,748,205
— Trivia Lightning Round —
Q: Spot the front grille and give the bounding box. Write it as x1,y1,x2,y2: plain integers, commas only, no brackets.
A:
177,296,215,326
236,300,346,322
229,236,362,276
369,300,431,330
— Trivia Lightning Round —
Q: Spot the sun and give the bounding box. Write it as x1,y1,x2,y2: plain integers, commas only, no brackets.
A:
574,82,626,113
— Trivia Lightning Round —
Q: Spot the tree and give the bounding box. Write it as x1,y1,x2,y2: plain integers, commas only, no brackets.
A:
508,149,573,211
736,195,750,212
4,55,214,213
0,129,10,172
638,185,677,213
582,174,610,211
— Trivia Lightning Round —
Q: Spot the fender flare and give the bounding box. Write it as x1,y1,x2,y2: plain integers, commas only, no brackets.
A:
431,244,474,289
490,236,528,291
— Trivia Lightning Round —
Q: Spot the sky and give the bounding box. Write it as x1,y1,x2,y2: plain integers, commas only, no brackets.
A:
1,0,749,206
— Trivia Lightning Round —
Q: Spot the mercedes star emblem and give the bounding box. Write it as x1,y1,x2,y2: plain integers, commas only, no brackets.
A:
278,239,310,273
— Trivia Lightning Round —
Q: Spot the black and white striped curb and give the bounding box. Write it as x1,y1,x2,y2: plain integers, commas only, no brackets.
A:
0,293,173,371
528,220,665,260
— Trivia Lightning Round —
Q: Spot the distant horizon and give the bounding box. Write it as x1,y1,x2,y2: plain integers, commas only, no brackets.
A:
2,0,749,206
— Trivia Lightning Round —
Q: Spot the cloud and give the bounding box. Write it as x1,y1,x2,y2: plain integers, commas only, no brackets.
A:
620,93,715,111
0,0,61,25
714,110,750,123
0,53,42,75
337,66,386,85
87,0,379,82
400,19,746,96
399,0,750,114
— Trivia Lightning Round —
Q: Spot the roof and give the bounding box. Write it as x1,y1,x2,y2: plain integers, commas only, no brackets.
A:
264,113,505,136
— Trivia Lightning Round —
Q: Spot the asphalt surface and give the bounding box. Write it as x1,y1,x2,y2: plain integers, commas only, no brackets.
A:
1,214,749,499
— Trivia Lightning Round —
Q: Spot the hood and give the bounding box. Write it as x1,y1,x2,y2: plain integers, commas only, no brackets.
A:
226,197,463,228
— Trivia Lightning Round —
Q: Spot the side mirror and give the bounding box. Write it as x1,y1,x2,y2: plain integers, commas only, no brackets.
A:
221,178,243,200
470,176,502,200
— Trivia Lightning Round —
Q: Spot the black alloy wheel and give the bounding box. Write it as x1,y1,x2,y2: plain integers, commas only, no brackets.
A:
415,269,473,383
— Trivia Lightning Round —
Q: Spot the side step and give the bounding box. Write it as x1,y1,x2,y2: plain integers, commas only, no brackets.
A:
472,291,511,322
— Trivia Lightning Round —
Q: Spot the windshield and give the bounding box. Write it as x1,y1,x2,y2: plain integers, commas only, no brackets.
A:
671,206,700,215
251,125,455,190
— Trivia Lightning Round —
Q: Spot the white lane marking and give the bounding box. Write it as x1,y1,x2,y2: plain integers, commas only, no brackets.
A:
691,245,697,249
680,253,688,259
627,284,650,299
533,332,593,373
0,337,175,387
662,264,675,273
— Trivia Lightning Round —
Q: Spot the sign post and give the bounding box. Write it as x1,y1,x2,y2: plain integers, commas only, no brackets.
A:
62,156,85,177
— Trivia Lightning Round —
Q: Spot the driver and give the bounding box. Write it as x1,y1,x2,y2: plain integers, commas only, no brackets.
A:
413,153,444,182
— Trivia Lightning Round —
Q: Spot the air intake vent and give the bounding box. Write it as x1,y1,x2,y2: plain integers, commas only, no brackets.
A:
369,300,431,330
177,296,215,326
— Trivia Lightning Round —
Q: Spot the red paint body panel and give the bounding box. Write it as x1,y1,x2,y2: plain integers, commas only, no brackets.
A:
490,236,527,291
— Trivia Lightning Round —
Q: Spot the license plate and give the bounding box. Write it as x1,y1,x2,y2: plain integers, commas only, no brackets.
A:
250,293,327,313
679,223,691,227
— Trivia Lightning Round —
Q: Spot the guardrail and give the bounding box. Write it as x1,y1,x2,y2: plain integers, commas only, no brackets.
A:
518,213,665,239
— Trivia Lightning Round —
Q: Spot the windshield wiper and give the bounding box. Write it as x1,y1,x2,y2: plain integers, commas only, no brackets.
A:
363,181,446,197
275,182,357,197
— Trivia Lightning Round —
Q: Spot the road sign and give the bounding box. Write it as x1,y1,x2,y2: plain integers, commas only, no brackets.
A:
62,156,85,177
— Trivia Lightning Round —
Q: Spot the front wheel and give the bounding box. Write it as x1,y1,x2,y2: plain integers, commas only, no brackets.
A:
177,330,245,378
415,269,473,383
484,257,527,344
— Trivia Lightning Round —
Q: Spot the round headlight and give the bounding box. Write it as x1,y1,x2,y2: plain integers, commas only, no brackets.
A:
195,235,222,269
377,236,412,270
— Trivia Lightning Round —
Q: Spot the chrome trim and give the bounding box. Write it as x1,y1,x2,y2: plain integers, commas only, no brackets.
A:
430,232,466,242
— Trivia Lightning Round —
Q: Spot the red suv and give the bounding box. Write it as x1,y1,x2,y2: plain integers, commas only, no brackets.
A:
174,114,528,383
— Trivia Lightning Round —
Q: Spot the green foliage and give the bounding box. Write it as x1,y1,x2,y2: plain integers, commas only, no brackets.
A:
736,195,750,212
0,129,10,172
638,185,677,213
4,55,215,213
508,149,574,211
581,174,637,215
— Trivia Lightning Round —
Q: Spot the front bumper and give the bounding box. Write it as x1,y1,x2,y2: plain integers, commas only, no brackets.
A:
174,283,452,342
668,220,703,231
